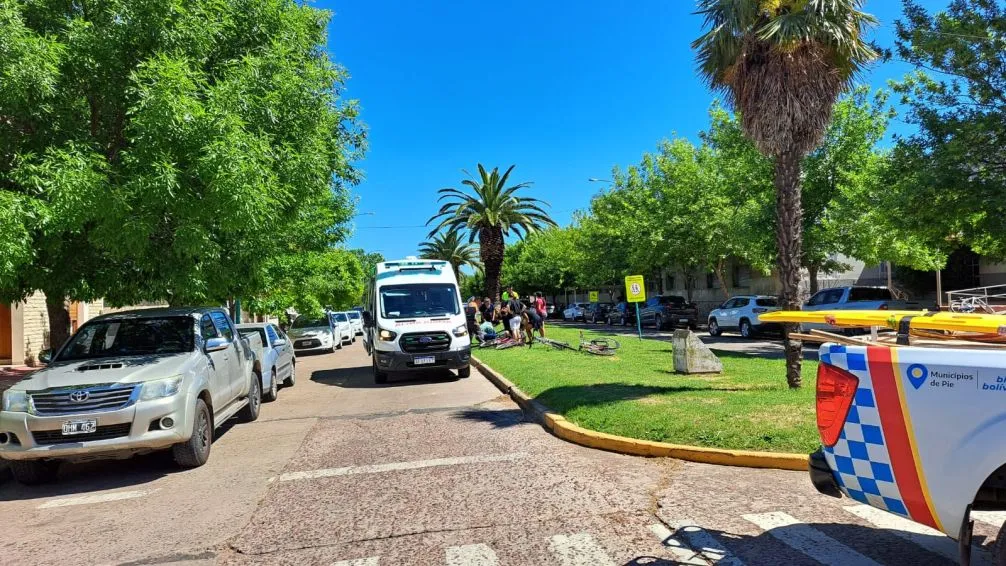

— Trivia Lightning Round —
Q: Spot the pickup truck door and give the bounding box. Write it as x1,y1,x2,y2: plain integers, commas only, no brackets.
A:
200,315,231,406
210,311,244,402
267,324,293,380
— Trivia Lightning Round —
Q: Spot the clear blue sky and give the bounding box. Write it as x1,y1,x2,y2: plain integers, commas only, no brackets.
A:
323,0,948,261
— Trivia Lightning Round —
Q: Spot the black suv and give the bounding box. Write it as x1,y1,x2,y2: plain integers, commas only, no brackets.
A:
584,303,614,324
606,302,638,326
639,295,699,330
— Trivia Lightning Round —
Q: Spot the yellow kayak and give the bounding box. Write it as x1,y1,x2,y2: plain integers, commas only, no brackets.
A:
759,310,1006,336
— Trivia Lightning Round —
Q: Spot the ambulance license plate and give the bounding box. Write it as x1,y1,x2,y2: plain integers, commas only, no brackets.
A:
62,419,97,435
414,355,436,365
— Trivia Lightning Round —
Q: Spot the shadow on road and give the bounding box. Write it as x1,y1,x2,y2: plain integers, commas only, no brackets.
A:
452,408,525,428
310,365,459,388
0,451,174,500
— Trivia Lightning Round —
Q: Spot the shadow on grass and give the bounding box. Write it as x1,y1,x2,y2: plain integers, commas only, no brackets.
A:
534,382,759,412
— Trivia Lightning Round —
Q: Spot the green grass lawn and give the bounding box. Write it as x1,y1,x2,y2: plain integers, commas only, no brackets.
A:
475,326,819,453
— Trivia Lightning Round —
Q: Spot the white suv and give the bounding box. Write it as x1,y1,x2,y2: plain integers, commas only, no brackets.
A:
707,295,781,338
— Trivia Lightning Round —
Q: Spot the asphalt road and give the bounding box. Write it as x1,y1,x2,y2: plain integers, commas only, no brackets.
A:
0,340,999,565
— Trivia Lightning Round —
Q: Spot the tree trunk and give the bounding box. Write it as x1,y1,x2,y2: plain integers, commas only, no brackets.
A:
775,151,804,389
715,259,731,300
808,264,820,296
45,293,71,355
479,226,505,302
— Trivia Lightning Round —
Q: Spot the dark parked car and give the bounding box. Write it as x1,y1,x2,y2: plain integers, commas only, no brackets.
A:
639,295,699,330
584,302,614,324
606,302,638,326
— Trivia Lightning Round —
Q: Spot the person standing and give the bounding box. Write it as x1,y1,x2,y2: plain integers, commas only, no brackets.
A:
506,293,524,344
534,292,548,337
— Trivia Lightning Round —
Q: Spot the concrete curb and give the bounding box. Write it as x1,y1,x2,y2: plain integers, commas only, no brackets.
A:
471,356,809,472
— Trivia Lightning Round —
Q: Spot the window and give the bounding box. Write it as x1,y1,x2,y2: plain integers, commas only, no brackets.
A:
200,315,220,340
334,313,349,322
210,311,234,341
659,296,686,306
706,272,715,289
57,317,195,362
266,325,280,344
848,287,893,302
720,299,737,309
238,327,267,346
347,311,361,320
755,297,779,307
379,284,460,319
734,298,750,307
292,315,329,329
811,288,845,306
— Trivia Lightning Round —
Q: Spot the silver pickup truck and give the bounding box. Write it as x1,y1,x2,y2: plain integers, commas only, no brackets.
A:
803,286,923,332
0,307,263,484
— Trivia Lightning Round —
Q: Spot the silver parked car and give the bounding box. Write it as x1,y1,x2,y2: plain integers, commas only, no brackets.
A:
0,307,263,484
236,322,296,402
288,314,338,353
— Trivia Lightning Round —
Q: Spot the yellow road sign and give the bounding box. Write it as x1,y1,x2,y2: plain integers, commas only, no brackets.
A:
624,275,646,303
588,291,599,303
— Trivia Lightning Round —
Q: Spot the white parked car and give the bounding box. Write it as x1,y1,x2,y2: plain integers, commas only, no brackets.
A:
563,303,587,321
288,314,339,353
707,295,781,338
346,310,364,335
236,322,296,402
329,311,355,346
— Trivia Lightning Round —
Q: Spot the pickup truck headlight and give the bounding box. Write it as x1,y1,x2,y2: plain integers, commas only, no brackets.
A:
452,324,468,337
140,376,183,401
379,328,397,341
2,390,29,413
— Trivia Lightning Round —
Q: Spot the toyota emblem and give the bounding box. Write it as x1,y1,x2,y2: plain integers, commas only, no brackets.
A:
69,390,90,403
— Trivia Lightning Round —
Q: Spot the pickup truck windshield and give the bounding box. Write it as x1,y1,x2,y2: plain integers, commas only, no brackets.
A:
334,313,348,322
380,284,460,319
57,317,194,361
292,316,328,329
848,287,893,301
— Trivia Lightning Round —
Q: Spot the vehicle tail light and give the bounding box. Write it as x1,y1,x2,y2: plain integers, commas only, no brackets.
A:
878,303,889,310
816,363,859,447
752,307,769,314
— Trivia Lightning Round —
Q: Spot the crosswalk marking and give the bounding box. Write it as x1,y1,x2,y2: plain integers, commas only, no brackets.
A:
331,558,378,566
279,453,527,482
648,523,712,565
445,543,499,566
973,510,1006,527
548,533,616,566
668,520,746,565
742,511,881,566
843,504,986,564
37,488,158,509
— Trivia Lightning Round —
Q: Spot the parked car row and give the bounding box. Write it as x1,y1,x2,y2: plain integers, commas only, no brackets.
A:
285,310,362,354
0,307,296,485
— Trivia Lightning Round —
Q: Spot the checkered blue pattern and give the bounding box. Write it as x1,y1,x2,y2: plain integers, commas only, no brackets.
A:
820,344,910,518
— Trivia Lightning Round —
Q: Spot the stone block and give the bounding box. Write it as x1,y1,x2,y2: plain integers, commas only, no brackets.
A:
672,329,723,374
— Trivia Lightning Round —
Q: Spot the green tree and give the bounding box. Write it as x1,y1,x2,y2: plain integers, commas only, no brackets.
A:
245,249,363,320
418,231,480,281
501,227,583,301
693,0,877,388
884,0,1006,261
427,164,556,301
0,0,364,350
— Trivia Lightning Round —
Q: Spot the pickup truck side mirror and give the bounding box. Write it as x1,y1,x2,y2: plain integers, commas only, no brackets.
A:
272,338,287,347
362,311,374,328
205,337,230,353
38,349,52,364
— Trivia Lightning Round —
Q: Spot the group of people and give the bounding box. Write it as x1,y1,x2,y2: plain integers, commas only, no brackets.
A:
465,287,548,345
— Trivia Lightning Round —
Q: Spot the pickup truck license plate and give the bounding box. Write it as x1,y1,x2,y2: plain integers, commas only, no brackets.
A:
62,419,97,435
414,355,436,365
679,318,690,323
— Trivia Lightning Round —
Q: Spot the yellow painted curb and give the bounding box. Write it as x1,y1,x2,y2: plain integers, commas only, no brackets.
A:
471,356,809,472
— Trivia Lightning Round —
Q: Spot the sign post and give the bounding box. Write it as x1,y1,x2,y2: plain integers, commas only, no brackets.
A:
588,290,599,303
624,275,646,340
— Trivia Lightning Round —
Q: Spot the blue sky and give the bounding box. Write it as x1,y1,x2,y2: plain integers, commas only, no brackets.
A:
323,0,948,261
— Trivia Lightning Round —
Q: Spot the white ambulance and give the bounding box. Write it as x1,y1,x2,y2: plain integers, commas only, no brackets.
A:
361,257,471,384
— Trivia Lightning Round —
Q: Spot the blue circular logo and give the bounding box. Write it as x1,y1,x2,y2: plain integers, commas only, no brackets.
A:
906,363,928,390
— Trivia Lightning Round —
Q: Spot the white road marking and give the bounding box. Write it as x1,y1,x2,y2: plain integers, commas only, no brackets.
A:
38,488,159,509
648,523,711,565
445,543,499,566
973,510,1006,527
548,533,617,566
668,520,745,565
843,505,963,562
742,511,881,566
279,452,527,482
331,558,378,566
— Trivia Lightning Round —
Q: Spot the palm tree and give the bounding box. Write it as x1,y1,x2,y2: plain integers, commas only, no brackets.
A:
418,230,480,281
693,0,876,388
427,164,556,301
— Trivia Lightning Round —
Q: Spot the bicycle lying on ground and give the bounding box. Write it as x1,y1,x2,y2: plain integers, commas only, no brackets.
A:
579,331,620,356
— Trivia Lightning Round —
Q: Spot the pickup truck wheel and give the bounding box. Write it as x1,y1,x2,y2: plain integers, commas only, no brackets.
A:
9,459,60,485
173,399,212,468
283,362,296,387
740,319,753,338
708,319,721,336
457,365,471,378
238,374,261,422
262,369,279,402
655,314,664,330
